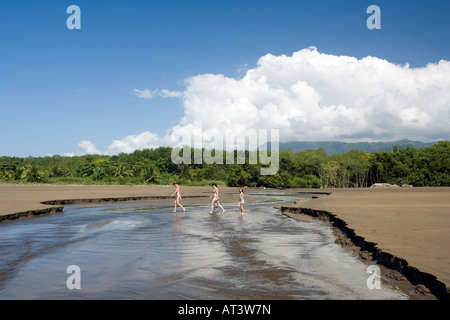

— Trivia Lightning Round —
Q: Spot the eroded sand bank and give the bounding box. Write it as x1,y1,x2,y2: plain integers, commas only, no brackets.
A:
280,187,450,299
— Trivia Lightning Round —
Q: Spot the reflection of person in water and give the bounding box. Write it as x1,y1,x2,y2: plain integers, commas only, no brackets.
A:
209,183,225,215
237,188,245,216
171,182,185,213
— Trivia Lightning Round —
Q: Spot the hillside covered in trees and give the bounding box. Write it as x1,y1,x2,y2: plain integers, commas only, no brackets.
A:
0,141,449,188
278,139,438,154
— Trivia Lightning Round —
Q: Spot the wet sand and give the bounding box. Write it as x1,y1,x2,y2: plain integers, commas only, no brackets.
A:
280,187,450,299
0,191,411,300
1,184,449,299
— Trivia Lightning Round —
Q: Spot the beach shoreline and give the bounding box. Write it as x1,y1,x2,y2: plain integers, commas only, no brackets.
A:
0,184,449,299
279,187,450,300
280,209,436,300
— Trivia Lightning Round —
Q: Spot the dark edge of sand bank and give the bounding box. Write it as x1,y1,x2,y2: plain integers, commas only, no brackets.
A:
277,195,449,301
0,195,208,224
0,206,65,224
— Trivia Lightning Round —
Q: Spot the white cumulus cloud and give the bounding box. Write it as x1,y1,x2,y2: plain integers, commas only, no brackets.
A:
104,131,161,155
70,47,450,155
78,140,101,154
170,47,450,143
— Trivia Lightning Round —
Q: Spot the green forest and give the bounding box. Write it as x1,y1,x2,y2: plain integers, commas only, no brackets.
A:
0,141,449,188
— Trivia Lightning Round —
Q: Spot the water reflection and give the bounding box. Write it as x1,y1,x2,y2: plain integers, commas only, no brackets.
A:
0,192,408,300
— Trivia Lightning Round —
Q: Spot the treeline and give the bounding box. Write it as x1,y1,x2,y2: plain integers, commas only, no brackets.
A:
0,141,449,188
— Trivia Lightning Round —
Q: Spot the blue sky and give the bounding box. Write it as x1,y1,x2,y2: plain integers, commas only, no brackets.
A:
0,0,449,157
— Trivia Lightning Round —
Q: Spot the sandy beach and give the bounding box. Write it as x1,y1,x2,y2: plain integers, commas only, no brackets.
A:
1,184,449,299
281,187,450,298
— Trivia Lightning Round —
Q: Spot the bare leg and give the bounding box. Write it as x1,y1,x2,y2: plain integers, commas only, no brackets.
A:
209,199,215,214
173,200,177,212
178,200,185,212
217,202,225,214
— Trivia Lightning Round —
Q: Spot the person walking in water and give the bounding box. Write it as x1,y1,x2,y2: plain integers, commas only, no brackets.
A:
209,183,225,215
171,182,185,213
237,188,245,216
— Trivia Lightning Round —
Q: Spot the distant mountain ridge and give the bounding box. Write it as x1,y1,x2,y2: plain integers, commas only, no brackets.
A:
278,139,439,154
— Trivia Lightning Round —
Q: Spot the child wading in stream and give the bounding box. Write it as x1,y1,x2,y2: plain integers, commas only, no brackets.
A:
171,182,185,213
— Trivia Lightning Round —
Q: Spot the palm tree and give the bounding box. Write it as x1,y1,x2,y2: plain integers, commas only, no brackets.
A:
113,164,126,178
91,167,105,181
24,164,43,182
144,165,160,184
